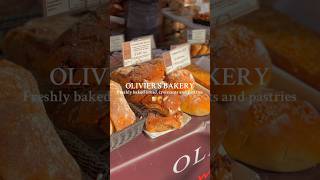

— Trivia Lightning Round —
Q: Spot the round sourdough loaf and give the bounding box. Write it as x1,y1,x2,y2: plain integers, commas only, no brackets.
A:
223,89,320,172
212,24,272,99
0,59,81,179
180,91,210,116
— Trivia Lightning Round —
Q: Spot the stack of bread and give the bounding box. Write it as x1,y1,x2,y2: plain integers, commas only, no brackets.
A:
212,23,320,176
111,57,210,133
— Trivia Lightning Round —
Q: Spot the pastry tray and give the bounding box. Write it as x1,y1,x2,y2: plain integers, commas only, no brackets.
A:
109,104,147,152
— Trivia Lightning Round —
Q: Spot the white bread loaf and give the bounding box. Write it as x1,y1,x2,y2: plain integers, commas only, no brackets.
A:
0,59,81,179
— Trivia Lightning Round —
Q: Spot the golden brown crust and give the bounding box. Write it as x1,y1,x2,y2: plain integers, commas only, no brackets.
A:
145,112,183,132
224,89,320,172
111,59,165,86
110,80,136,131
212,24,272,99
165,69,195,92
180,91,210,116
236,8,320,90
0,59,81,179
184,64,210,89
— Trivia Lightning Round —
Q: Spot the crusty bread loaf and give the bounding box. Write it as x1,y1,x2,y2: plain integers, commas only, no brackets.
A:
145,112,183,132
0,59,81,180
180,90,210,116
184,64,210,89
212,24,272,99
110,80,136,131
165,69,195,92
237,8,320,91
3,10,107,91
111,58,165,86
223,89,320,172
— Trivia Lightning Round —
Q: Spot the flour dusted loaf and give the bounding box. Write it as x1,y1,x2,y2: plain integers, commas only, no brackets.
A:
0,59,81,180
224,89,320,172
110,80,136,132
3,9,107,90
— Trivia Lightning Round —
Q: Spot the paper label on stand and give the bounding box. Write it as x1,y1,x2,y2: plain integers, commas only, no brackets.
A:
133,35,156,49
122,37,152,67
187,29,207,44
199,2,210,13
110,34,124,52
163,44,191,74
44,0,107,16
213,0,259,25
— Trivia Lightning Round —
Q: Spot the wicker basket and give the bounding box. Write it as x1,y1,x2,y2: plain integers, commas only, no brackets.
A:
106,104,147,152
57,130,107,180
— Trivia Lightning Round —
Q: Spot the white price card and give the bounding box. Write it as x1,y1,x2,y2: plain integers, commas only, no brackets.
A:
110,34,124,52
187,29,207,44
199,2,210,13
133,35,156,49
163,44,191,74
122,37,152,67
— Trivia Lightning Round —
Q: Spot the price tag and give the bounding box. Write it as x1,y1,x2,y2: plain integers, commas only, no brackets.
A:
163,44,191,74
199,2,210,13
122,37,152,67
188,29,207,44
110,34,124,52
133,35,156,49
214,0,259,25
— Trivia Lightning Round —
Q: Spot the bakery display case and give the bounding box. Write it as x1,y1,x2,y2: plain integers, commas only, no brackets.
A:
212,0,320,179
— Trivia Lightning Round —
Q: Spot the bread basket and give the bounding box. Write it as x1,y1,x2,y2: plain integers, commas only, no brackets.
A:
107,104,147,152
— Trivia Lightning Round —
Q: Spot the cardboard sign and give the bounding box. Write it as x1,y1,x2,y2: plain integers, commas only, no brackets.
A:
133,35,156,49
163,44,191,74
110,34,124,52
213,0,259,25
44,0,107,16
187,29,207,44
122,37,152,67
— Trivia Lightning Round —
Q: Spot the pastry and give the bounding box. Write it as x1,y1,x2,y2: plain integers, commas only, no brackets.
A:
111,58,165,86
145,112,183,132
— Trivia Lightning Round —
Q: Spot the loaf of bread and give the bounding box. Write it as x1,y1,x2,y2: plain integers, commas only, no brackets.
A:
3,9,107,91
145,112,183,132
111,58,165,86
180,90,210,116
110,80,136,131
224,89,320,172
165,69,195,92
0,59,81,179
237,8,320,91
212,24,272,99
184,64,210,89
